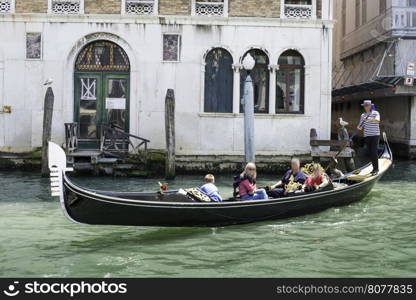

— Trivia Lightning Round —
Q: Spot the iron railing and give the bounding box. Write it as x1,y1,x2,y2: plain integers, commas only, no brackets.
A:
100,124,150,161
64,122,149,161
64,123,79,154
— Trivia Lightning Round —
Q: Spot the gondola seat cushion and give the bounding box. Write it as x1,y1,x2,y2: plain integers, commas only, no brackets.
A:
185,188,215,202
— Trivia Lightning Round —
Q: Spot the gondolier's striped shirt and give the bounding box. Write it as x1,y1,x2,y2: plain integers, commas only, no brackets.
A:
359,111,381,137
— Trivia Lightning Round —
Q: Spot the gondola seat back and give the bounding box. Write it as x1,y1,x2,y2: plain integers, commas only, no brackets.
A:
233,175,242,199
186,188,215,202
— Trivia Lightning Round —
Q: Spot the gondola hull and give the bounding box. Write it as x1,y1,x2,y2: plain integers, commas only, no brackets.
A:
62,177,379,227
49,134,392,227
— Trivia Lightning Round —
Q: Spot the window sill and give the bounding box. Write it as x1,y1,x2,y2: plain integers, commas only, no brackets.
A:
199,113,311,119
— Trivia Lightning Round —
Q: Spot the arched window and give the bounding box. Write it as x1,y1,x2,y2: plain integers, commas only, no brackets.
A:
204,48,234,113
240,49,270,114
276,50,305,114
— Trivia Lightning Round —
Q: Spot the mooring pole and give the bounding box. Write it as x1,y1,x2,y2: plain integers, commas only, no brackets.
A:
338,126,356,172
310,128,320,163
41,87,54,176
165,89,176,179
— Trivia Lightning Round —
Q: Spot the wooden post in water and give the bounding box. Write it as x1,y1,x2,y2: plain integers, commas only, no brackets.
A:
338,127,356,172
310,128,320,163
41,87,54,176
165,89,176,179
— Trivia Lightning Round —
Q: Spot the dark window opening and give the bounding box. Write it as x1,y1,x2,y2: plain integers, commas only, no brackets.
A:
276,50,305,114
240,49,270,114
204,48,234,113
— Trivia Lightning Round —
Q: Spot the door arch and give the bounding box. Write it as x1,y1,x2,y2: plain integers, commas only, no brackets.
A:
74,40,130,148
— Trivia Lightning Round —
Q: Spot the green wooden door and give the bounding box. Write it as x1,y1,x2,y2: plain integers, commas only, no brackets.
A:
74,73,130,149
74,40,131,150
74,73,103,149
103,73,130,133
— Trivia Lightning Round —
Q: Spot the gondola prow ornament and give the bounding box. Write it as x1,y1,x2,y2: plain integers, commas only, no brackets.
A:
48,142,77,223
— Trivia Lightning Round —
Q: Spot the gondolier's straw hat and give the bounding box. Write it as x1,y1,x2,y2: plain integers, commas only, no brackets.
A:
361,100,372,106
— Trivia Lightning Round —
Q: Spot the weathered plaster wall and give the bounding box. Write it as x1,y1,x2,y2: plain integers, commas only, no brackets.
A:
0,14,333,156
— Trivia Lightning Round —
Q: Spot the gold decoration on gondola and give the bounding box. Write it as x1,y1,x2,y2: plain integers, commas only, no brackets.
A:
284,175,302,193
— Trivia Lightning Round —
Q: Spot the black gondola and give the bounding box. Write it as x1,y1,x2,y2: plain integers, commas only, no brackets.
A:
48,133,393,227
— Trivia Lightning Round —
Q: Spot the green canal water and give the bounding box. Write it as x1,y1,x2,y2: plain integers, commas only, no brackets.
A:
0,161,415,278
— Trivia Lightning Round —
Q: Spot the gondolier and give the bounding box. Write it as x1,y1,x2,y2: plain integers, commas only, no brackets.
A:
357,100,381,176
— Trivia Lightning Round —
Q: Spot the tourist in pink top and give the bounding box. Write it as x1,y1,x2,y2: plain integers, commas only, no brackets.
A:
238,163,268,200
302,164,329,193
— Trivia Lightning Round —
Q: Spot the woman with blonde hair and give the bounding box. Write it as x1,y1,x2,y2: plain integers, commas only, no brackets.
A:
302,163,329,193
238,163,268,200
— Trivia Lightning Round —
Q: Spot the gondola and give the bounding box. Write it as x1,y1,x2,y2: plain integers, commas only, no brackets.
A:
48,133,392,227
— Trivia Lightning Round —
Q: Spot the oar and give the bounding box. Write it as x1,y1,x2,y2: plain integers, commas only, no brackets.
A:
326,114,371,173
325,129,361,174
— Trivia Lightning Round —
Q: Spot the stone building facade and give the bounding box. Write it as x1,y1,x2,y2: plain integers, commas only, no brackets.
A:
0,0,333,163
332,0,416,159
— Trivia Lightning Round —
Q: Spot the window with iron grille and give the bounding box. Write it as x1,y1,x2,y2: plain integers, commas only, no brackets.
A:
0,0,14,13
26,33,42,60
163,34,181,62
192,0,228,17
48,0,84,14
282,0,315,19
123,0,157,15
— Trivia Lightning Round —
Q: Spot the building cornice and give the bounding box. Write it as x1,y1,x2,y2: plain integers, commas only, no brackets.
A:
0,13,335,29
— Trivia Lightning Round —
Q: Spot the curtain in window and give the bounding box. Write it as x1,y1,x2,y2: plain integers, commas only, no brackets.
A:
276,50,305,114
204,48,234,113
240,49,270,114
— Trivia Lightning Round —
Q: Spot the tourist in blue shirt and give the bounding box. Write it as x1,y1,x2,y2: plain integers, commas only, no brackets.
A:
200,174,223,202
269,158,307,198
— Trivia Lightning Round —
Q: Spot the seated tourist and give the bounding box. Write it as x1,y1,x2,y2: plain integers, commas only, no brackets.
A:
238,163,268,200
302,164,329,192
269,158,307,198
200,174,222,202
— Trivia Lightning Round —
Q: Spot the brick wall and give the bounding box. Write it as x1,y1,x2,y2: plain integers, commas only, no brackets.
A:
15,0,47,13
159,0,190,15
85,0,121,14
229,0,281,18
